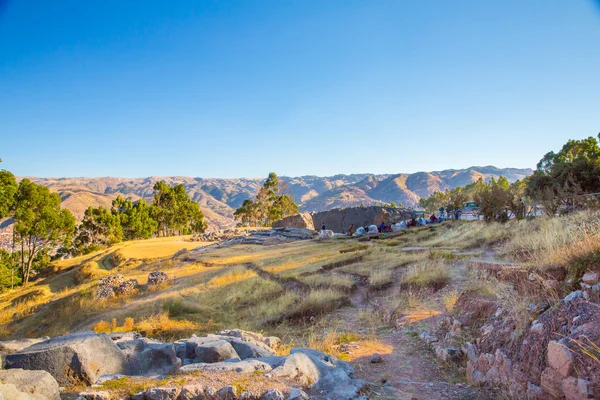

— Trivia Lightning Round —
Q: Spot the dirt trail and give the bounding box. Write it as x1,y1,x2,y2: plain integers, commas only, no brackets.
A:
330,247,498,400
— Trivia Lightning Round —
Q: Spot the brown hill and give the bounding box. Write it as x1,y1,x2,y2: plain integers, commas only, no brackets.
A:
27,166,532,230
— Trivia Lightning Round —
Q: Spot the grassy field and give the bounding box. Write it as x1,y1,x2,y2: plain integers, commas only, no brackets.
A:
1,211,598,345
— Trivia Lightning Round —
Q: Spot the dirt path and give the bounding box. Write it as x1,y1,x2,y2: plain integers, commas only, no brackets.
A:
328,247,498,400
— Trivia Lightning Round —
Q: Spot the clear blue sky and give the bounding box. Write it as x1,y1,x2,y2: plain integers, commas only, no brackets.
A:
1,1,599,178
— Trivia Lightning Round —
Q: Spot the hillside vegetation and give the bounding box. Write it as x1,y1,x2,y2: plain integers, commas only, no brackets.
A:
1,210,597,343
29,166,531,229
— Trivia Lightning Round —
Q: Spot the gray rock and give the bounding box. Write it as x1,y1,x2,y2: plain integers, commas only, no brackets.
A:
563,290,584,302
370,353,383,363
0,383,41,400
118,338,181,375
267,348,365,400
144,386,181,400
204,387,218,399
184,336,221,359
0,369,60,400
287,388,309,400
263,337,281,350
261,390,285,400
179,384,204,400
4,331,127,386
77,390,111,400
195,340,239,363
239,391,260,400
218,385,238,400
0,337,49,355
180,359,273,373
229,338,276,360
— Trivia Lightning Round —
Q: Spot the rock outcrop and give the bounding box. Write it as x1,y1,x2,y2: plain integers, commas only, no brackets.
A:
5,331,128,385
3,329,366,400
0,369,60,400
428,290,600,399
272,213,315,230
274,206,413,234
217,228,317,246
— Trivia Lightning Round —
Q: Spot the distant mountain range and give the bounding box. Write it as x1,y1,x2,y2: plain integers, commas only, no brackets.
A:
28,166,532,230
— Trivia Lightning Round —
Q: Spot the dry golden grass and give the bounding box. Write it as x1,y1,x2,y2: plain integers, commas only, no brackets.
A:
208,265,257,287
500,210,600,270
442,290,459,312
298,273,355,289
402,261,451,290
369,269,393,287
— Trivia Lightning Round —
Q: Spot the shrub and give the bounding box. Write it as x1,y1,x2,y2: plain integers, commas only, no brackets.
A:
93,320,111,333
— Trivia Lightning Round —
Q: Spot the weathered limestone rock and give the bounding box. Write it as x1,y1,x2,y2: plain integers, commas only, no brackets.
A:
541,367,563,398
562,377,593,400
4,331,128,386
547,340,574,378
0,383,41,400
263,337,281,350
195,340,239,363
581,272,599,286
272,213,315,230
217,385,238,400
0,337,49,355
267,348,365,400
143,386,181,400
261,389,285,400
117,338,181,375
0,369,60,400
287,388,310,400
77,390,111,400
178,384,204,400
274,206,412,234
180,359,272,373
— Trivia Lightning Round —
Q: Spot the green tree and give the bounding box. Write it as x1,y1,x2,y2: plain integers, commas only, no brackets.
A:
113,197,158,240
0,170,18,218
150,182,206,235
233,173,298,227
13,179,76,284
528,136,600,214
474,177,512,222
77,206,122,247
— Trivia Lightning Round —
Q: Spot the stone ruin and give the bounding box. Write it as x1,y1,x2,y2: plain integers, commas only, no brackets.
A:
0,329,367,400
273,206,413,234
96,274,139,299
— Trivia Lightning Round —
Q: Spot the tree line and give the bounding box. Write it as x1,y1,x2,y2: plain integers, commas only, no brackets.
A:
419,136,600,222
234,172,298,227
0,173,206,288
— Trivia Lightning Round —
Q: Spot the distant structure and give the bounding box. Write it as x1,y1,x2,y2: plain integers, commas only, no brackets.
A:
273,206,412,233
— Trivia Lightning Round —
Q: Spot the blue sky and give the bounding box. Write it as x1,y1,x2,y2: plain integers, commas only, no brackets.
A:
1,0,599,178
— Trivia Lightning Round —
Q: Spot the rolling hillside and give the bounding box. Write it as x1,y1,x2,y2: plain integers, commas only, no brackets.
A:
28,166,532,230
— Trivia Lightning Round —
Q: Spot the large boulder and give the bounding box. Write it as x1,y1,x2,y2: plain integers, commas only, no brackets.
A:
4,331,128,386
117,338,181,376
0,337,49,355
310,206,412,234
266,348,366,400
183,333,276,362
0,369,60,400
194,340,239,363
273,213,315,230
0,383,41,400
